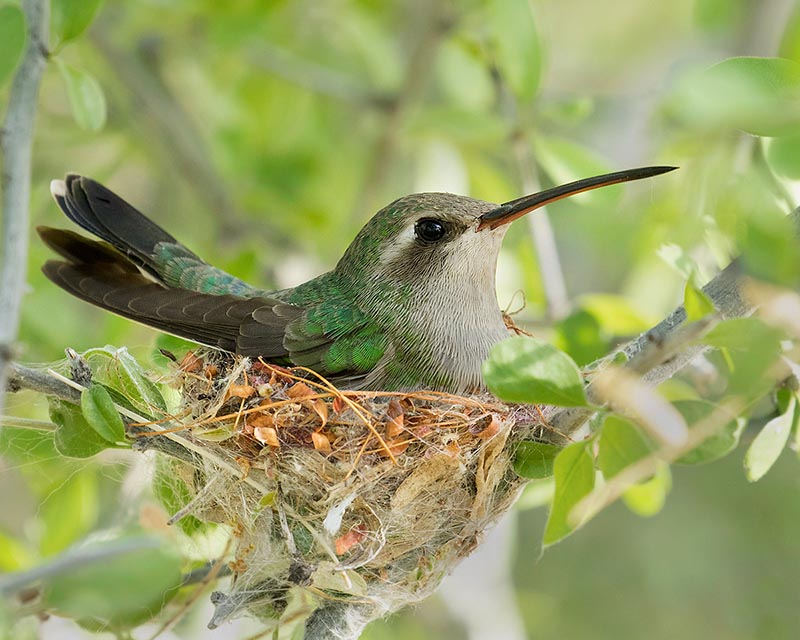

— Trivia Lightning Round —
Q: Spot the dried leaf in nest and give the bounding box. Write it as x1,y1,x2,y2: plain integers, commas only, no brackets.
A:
311,431,332,454
312,399,328,427
385,399,404,437
335,525,367,555
227,384,256,399
378,438,409,457
473,413,502,440
179,351,202,373
254,426,279,447
248,413,274,429
286,381,314,400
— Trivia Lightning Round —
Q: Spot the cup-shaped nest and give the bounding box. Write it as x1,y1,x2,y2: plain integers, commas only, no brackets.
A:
150,349,557,636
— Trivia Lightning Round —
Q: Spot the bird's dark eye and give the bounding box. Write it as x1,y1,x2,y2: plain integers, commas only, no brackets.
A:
414,218,447,243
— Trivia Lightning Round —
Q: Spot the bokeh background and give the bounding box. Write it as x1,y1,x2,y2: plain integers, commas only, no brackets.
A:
3,0,800,638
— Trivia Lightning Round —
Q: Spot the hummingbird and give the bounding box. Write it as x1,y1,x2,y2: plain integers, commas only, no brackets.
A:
39,166,675,393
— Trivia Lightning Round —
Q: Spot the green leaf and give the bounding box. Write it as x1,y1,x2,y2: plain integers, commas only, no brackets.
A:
780,7,800,63
793,390,800,459
42,535,183,630
668,56,800,136
539,96,595,127
50,399,111,459
553,309,609,367
39,470,98,556
543,441,596,546
597,415,655,478
152,333,195,368
51,0,104,45
56,59,107,131
703,317,786,398
513,441,561,479
657,243,697,280
81,385,126,444
740,206,800,287
83,346,167,415
703,317,784,352
683,279,716,321
693,0,746,34
483,336,588,406
487,0,542,101
579,294,659,335
0,422,58,465
622,464,671,517
0,5,26,89
408,106,508,143
765,134,800,180
153,457,209,537
0,531,35,571
437,39,493,110
674,400,745,465
744,395,796,481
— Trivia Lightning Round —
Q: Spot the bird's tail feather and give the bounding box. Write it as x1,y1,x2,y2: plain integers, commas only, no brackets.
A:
47,175,260,296
49,174,192,281
38,225,296,357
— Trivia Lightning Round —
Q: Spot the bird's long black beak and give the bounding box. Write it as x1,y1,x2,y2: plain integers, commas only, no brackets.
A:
477,166,678,231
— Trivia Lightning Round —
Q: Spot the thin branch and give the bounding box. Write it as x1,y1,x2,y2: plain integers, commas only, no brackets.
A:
0,416,55,431
547,215,787,438
512,130,570,321
6,363,193,463
0,0,49,424
490,64,570,322
252,44,390,108
0,536,163,597
351,0,455,223
88,27,293,250
6,363,79,403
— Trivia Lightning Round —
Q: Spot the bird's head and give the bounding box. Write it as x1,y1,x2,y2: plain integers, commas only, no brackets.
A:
336,166,677,289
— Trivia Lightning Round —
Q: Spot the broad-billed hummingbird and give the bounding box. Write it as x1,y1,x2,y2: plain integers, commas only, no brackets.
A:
39,166,675,393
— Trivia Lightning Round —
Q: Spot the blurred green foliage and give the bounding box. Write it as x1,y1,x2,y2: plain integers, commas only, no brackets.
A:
3,0,800,638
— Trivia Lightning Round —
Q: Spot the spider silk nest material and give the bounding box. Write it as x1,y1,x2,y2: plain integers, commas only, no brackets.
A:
150,348,561,634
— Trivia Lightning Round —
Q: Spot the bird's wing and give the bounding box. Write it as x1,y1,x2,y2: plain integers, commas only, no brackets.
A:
282,302,388,381
39,226,386,383
42,174,389,385
40,228,301,357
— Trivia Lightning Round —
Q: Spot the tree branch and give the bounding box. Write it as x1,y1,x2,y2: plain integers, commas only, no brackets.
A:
0,0,49,424
252,43,390,108
350,0,455,223
547,246,767,438
5,363,196,463
88,27,294,251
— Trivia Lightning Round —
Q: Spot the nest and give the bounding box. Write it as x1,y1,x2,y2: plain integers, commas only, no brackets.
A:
144,349,559,637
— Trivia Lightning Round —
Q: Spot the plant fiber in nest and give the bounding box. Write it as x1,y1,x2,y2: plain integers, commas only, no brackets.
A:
150,349,555,637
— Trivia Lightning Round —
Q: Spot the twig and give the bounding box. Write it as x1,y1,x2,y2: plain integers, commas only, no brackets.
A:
88,27,293,249
511,130,570,321
0,416,55,431
0,0,50,423
252,44,390,108
489,60,570,322
351,0,455,222
6,364,192,464
6,363,80,403
546,216,788,439
45,368,273,495
0,536,163,597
